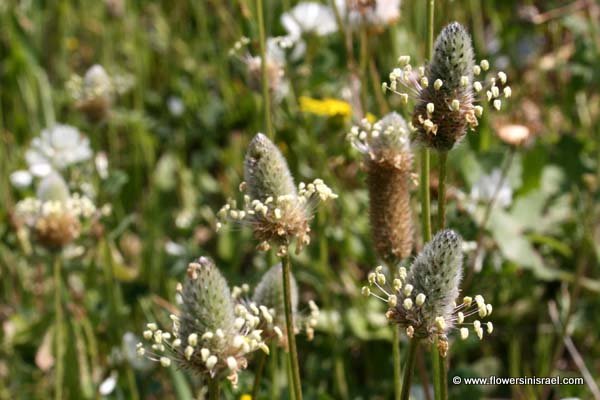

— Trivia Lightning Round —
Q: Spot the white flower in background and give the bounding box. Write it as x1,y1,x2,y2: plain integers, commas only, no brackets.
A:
336,0,402,29
95,152,109,179
470,169,512,208
99,371,118,396
25,124,92,177
10,170,33,189
281,2,338,40
167,96,185,117
234,37,291,102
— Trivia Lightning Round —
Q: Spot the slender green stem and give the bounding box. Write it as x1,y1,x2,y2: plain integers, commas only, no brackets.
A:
281,252,303,400
208,377,220,400
431,339,441,400
392,326,402,400
439,352,447,400
437,151,448,230
400,339,419,400
420,149,432,243
251,350,267,399
53,255,65,400
255,0,273,139
359,26,369,115
423,1,438,399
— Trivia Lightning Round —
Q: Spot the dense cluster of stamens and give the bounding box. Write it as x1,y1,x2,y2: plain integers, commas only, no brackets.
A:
217,180,336,255
347,113,415,262
237,263,319,346
218,133,336,254
14,175,99,248
66,64,132,121
382,22,511,151
361,230,493,356
137,258,276,387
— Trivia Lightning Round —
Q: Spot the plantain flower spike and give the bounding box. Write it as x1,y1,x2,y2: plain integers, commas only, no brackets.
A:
361,230,494,356
347,112,414,263
249,263,319,345
14,173,99,249
383,22,511,151
137,257,272,387
218,133,337,255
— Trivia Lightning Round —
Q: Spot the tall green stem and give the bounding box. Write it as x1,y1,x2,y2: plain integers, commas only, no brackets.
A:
439,353,447,400
53,255,65,400
282,252,303,400
208,377,220,400
256,0,273,139
437,151,448,230
251,350,267,399
431,338,441,400
400,339,418,400
392,326,402,400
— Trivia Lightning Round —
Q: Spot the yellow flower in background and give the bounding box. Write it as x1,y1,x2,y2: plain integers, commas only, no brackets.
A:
240,395,252,400
299,96,352,118
365,112,377,123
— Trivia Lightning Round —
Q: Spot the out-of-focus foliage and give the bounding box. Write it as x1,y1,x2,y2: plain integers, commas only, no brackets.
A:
0,0,599,399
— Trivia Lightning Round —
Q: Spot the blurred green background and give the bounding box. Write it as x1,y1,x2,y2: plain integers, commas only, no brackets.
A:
0,0,599,399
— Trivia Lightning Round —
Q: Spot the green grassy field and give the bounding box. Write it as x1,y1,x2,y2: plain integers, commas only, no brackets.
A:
1,1,599,399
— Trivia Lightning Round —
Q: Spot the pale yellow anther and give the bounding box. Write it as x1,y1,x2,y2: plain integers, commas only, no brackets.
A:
361,286,370,297
368,272,376,284
473,65,481,75
199,348,210,362
493,99,502,110
498,71,507,84
398,55,410,66
474,106,483,117
457,311,465,324
415,293,426,306
463,297,473,307
486,304,493,316
227,356,238,370
486,91,493,101
406,326,415,338
427,103,435,114
403,284,413,296
503,87,511,98
376,273,386,285
403,298,413,310
434,79,443,90
478,305,488,318
388,294,398,307
143,330,153,340
480,60,490,71
188,333,198,347
460,328,469,340
184,346,194,360
393,278,402,292
160,357,171,367
206,355,218,369
435,316,447,331
491,86,500,98
474,81,483,92
460,75,469,87
451,99,460,111
400,93,409,104
420,76,429,88
486,322,494,334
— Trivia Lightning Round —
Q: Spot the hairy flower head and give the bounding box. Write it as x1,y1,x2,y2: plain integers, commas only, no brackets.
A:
14,173,100,249
138,258,272,387
246,263,319,345
362,230,493,355
383,22,511,151
348,113,414,262
218,133,337,255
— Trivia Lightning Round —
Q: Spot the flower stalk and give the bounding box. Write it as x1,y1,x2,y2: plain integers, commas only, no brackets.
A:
53,255,65,400
281,251,303,400
400,338,418,400
256,0,273,139
392,326,402,400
